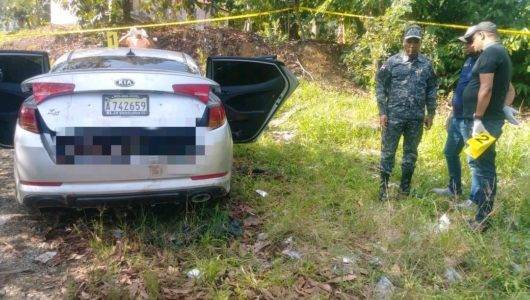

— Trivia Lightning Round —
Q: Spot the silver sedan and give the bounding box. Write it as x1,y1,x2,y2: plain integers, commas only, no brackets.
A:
13,48,297,207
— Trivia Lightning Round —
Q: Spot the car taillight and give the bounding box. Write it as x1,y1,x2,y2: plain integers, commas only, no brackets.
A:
208,104,226,129
32,82,75,103
18,102,39,133
172,84,210,104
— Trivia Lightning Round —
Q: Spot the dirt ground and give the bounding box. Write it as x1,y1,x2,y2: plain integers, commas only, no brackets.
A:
0,149,60,298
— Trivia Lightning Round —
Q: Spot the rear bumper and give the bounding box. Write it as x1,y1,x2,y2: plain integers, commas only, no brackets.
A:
22,186,228,208
16,170,231,208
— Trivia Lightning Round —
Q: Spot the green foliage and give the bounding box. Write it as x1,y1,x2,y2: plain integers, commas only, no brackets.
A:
339,0,440,90
0,0,49,29
336,0,529,105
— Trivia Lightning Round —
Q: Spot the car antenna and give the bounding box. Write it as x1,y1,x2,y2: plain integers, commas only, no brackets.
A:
126,48,136,57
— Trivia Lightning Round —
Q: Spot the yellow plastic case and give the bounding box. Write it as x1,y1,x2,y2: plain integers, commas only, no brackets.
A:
464,132,496,159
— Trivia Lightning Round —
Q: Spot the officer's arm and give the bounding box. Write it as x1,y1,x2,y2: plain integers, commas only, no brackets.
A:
475,73,494,117
504,82,515,106
425,64,438,116
375,62,390,116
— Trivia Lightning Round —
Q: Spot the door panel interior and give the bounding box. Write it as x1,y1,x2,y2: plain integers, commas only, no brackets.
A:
0,51,49,147
207,57,297,143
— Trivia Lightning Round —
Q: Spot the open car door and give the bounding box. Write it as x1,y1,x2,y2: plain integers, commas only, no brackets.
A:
0,50,50,147
206,56,298,143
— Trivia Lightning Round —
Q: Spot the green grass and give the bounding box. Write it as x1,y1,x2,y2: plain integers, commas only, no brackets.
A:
69,81,529,298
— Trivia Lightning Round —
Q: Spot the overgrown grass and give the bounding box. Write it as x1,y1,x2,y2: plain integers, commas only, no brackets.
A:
68,81,528,298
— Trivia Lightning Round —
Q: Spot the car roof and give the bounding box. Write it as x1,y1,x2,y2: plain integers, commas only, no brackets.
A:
53,48,188,67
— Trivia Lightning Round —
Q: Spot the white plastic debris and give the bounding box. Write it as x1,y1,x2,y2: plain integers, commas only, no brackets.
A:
342,256,356,264
186,268,201,279
375,275,395,300
34,251,57,264
283,236,294,246
281,249,302,260
332,255,358,275
257,232,268,241
255,189,268,197
444,267,462,284
435,213,451,233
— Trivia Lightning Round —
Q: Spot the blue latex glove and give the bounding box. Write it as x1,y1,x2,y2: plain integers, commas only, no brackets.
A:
503,105,520,125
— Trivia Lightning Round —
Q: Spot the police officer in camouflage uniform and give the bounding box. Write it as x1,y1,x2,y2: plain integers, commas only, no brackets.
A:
376,25,438,200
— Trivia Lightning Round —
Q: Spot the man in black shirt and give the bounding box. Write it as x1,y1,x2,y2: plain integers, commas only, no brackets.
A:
462,21,513,231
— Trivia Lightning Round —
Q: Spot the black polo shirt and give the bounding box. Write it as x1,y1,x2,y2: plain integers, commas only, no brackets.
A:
462,43,512,120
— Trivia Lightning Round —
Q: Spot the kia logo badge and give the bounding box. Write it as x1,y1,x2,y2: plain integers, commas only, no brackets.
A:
115,79,135,87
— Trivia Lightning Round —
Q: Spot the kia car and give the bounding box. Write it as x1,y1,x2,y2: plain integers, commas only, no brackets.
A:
13,48,297,207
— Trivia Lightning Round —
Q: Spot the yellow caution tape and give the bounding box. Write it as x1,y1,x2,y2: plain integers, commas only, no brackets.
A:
0,6,527,41
464,132,496,159
299,7,530,36
106,31,118,48
300,7,375,20
0,7,293,41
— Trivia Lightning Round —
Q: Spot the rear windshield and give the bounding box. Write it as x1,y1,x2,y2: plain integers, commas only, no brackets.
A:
51,56,196,74
0,54,46,84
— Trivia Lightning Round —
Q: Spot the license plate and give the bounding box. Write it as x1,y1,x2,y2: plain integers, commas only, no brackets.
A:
103,94,149,116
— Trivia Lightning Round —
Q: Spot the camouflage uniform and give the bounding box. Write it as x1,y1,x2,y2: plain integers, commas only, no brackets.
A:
376,36,437,198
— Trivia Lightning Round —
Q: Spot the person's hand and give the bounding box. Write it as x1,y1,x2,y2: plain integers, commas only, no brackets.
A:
424,115,433,130
379,115,388,129
472,119,488,136
503,105,520,125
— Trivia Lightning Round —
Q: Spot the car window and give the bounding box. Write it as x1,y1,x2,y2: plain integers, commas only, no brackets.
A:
0,54,45,84
51,56,197,74
212,60,280,86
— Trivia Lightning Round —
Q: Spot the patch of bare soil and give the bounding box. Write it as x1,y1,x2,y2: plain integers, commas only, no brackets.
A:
1,25,360,93
0,150,61,297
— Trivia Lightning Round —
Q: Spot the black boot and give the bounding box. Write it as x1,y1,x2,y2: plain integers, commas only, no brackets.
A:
379,172,390,201
400,168,414,196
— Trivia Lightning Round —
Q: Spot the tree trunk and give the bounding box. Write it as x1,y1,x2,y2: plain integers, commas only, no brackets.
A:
337,17,345,44
244,4,252,32
122,0,132,23
294,0,304,41
310,18,318,39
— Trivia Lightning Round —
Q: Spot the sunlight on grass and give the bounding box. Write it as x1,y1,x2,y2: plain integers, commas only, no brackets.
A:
232,80,530,297
77,80,528,297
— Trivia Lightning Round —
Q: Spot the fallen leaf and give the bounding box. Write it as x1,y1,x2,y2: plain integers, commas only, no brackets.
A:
162,287,193,299
68,253,85,260
328,274,357,284
34,251,57,264
253,240,270,253
243,215,261,227
282,249,302,260
80,291,91,299
306,277,333,293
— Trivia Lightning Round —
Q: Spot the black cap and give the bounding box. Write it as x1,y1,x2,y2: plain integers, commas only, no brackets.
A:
458,21,497,42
